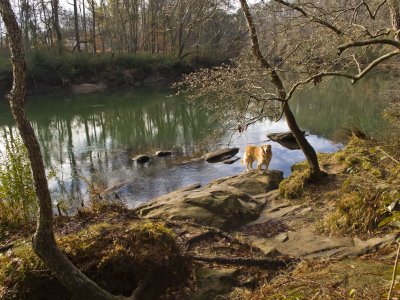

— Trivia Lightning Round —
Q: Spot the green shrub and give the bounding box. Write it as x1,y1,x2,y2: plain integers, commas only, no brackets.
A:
0,132,37,225
25,51,186,85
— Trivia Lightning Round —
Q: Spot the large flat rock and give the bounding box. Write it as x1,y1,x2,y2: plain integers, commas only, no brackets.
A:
134,170,283,230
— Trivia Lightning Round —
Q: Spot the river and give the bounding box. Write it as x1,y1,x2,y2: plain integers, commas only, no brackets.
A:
0,72,393,211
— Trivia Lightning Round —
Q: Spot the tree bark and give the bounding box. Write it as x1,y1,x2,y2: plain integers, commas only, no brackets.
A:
238,0,323,179
283,102,322,179
51,0,63,54
73,0,81,52
91,0,97,53
0,1,132,299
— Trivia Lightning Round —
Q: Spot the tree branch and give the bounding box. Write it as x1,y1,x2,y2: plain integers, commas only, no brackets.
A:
338,38,400,55
273,0,343,35
286,49,400,100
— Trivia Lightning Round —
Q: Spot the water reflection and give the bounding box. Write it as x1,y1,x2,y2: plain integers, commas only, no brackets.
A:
0,74,392,210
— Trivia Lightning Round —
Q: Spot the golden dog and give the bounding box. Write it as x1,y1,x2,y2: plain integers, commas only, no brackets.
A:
242,144,272,174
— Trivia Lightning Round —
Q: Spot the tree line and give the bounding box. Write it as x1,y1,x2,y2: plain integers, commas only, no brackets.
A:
1,0,245,61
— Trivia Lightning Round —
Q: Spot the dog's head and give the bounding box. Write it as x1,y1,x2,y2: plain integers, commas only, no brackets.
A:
261,144,271,155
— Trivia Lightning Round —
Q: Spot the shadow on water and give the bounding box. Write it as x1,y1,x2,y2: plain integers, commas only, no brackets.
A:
0,73,393,210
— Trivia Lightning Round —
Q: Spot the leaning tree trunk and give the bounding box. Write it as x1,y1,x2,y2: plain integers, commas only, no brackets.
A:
0,1,134,299
239,0,323,180
283,102,322,179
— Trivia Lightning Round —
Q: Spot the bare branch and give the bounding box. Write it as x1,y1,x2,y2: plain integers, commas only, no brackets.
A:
273,0,343,35
286,49,400,100
338,38,400,55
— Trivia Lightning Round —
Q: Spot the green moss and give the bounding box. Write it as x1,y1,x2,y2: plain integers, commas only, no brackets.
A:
279,153,331,199
279,165,310,199
322,135,400,235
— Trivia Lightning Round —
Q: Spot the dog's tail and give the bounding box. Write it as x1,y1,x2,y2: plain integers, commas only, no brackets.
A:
240,158,245,165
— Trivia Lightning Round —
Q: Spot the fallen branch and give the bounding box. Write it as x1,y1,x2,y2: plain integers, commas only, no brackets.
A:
0,243,14,252
192,255,298,268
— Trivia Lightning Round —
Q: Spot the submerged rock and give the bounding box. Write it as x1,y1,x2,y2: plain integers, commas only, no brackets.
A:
132,154,150,164
205,148,239,163
71,82,106,94
134,170,283,230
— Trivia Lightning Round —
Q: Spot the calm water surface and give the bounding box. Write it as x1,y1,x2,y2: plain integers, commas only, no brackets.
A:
0,74,393,210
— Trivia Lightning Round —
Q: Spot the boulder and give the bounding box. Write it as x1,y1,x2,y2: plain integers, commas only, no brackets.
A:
132,154,150,164
155,150,172,157
134,170,283,230
205,148,239,163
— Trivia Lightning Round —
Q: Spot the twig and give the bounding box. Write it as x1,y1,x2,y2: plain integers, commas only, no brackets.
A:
387,241,400,300
376,147,400,165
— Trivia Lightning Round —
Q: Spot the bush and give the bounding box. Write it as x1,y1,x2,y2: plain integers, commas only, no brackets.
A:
25,51,188,85
0,132,37,226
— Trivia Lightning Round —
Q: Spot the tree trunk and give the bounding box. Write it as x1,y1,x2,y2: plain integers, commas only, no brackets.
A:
239,0,323,179
0,1,135,299
388,0,400,41
73,0,81,52
91,0,97,53
52,0,63,54
283,102,323,179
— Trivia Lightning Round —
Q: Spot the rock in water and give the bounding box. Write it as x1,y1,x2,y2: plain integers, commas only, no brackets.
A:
267,131,306,150
71,82,106,94
222,157,241,164
267,131,305,142
155,150,172,157
132,154,150,164
205,148,239,163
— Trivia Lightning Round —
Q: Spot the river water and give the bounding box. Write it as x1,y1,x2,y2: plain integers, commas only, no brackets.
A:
0,73,393,210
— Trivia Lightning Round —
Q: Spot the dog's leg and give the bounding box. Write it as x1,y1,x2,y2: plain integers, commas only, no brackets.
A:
265,156,272,172
257,163,263,174
247,161,252,172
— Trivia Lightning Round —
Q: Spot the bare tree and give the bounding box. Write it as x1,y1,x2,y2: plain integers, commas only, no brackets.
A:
181,0,399,180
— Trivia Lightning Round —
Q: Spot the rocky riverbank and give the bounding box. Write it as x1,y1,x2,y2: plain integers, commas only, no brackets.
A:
1,136,399,299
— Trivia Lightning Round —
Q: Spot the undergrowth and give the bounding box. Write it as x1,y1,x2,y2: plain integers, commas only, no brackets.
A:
229,259,395,299
25,51,192,85
0,220,192,300
0,132,37,226
322,134,400,235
